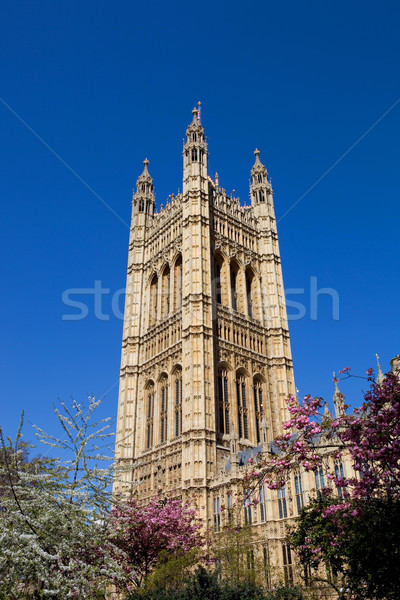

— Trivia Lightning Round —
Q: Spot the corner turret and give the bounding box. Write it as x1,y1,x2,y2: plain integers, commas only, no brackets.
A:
132,158,155,218
182,103,208,194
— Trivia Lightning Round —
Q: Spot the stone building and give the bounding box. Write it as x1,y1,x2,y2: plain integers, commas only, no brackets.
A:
114,106,345,586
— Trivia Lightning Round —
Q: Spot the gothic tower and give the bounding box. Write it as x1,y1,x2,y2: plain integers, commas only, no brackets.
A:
115,106,295,532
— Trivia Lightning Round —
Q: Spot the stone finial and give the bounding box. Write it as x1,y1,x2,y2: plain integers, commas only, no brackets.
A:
333,372,345,418
376,354,384,385
260,417,271,452
323,401,332,420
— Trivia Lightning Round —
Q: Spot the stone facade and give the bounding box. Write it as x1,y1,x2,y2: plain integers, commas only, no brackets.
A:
114,107,325,585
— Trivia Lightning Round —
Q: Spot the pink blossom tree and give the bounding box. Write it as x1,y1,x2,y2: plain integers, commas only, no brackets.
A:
110,495,204,591
242,368,400,599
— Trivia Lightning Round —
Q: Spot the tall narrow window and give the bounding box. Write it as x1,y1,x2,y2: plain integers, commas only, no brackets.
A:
149,274,158,326
174,255,183,310
259,485,267,523
213,497,221,532
227,491,232,523
161,265,170,317
215,263,222,304
246,276,253,317
139,199,144,212
191,148,198,161
282,544,293,585
294,473,304,514
244,493,252,525
253,378,264,443
231,269,237,311
217,368,230,435
174,369,183,437
160,377,168,444
263,546,271,588
145,384,154,449
315,467,325,497
335,462,345,497
278,485,287,519
236,372,248,439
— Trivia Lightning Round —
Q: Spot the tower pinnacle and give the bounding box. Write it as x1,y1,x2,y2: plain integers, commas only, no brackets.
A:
250,148,271,208
183,104,208,192
133,158,155,216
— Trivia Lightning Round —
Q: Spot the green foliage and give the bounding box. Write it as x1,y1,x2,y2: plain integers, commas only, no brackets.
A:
211,525,263,586
128,567,305,600
146,548,201,592
290,496,400,599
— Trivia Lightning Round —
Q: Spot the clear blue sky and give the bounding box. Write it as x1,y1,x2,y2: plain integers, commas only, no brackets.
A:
1,1,399,448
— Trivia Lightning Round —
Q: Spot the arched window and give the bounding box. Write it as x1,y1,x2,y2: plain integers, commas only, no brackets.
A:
191,148,198,162
145,383,155,449
259,190,265,202
253,378,264,443
174,254,183,309
217,368,230,435
161,265,170,317
236,372,248,439
174,368,183,436
149,274,158,326
258,174,263,183
160,376,168,444
192,132,197,142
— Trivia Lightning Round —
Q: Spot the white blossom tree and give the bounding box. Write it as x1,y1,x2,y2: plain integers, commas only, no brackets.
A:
0,398,125,599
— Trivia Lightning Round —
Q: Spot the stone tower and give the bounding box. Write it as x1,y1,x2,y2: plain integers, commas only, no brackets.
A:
115,106,295,530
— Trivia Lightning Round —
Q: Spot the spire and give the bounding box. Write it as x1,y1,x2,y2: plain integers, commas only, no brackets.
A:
323,401,332,420
376,354,384,385
333,372,345,418
133,158,155,216
251,148,267,175
253,148,262,167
